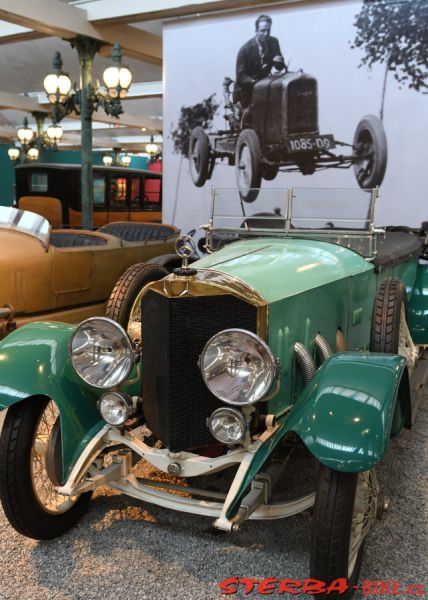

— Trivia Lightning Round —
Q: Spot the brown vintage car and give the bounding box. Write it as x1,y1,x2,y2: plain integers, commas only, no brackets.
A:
0,206,179,338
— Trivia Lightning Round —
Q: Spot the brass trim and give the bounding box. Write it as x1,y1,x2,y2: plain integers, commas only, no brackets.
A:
144,269,268,340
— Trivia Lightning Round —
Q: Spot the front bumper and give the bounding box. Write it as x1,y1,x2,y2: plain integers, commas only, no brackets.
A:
57,422,314,531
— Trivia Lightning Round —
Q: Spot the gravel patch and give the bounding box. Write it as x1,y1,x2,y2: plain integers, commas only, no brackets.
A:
0,397,426,600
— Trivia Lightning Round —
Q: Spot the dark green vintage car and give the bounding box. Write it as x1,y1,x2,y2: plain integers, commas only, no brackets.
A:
0,187,426,598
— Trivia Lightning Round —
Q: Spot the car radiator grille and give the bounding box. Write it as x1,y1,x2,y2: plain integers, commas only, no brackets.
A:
141,289,258,451
287,79,318,135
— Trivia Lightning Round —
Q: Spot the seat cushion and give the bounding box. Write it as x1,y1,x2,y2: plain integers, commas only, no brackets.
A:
99,222,175,242
50,232,108,247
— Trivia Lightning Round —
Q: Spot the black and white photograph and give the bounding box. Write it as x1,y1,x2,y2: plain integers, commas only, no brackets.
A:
165,0,428,233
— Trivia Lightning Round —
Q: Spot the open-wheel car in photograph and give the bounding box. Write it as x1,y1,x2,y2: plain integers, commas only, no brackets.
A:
0,205,179,339
189,69,387,202
0,187,426,598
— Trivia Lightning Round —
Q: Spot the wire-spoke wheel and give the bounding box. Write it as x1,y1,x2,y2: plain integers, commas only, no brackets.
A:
397,304,418,375
347,469,379,577
31,401,77,515
0,396,92,539
310,465,379,599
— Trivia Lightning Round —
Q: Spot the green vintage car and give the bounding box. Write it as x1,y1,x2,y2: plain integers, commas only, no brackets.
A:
0,187,426,598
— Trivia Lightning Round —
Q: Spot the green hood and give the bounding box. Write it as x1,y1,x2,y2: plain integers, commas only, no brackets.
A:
195,238,373,303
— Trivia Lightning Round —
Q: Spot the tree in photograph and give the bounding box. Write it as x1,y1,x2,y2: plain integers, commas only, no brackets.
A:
352,0,428,94
169,94,219,224
170,94,219,156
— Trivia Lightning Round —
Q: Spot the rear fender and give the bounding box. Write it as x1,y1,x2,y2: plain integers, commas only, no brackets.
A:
0,322,137,482
224,351,407,520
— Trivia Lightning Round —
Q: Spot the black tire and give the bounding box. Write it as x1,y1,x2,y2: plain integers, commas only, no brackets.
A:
370,277,406,353
310,465,379,599
370,277,413,433
353,114,387,189
262,163,279,181
235,129,262,202
0,396,92,540
189,126,210,187
106,263,168,345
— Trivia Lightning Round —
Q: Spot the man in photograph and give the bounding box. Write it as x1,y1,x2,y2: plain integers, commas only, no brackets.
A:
234,14,285,108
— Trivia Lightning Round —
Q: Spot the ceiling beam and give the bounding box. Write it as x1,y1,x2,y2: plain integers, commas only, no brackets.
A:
79,0,305,25
0,20,47,44
0,1,162,63
91,111,156,130
0,30,46,44
0,0,102,39
97,25,162,63
0,91,48,112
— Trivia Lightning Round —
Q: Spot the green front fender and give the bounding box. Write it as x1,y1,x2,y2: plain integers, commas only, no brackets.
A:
286,352,407,471
0,322,138,482
225,352,406,520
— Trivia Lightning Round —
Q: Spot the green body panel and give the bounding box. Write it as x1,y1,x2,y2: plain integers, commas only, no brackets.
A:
198,238,420,424
226,352,406,519
266,269,376,415
195,238,374,303
408,262,428,344
0,322,139,481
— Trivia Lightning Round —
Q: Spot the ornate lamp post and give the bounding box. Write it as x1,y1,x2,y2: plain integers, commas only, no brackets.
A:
102,147,131,167
8,114,63,163
43,37,132,229
146,135,158,159
146,134,162,163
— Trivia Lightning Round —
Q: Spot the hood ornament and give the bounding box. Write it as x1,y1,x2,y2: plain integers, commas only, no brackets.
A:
173,235,197,276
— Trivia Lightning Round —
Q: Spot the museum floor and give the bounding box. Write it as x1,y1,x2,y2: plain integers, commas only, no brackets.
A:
0,400,426,600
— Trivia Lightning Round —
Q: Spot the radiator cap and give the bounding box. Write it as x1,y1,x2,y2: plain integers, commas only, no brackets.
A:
173,235,197,276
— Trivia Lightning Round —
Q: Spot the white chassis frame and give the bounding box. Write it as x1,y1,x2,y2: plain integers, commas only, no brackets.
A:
57,424,315,531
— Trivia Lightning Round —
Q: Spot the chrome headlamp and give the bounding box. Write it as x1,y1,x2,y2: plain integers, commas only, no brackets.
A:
98,392,133,426
208,407,246,444
70,317,134,388
200,328,276,405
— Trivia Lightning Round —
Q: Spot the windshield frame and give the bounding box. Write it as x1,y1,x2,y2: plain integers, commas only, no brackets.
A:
204,187,381,260
0,206,51,249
